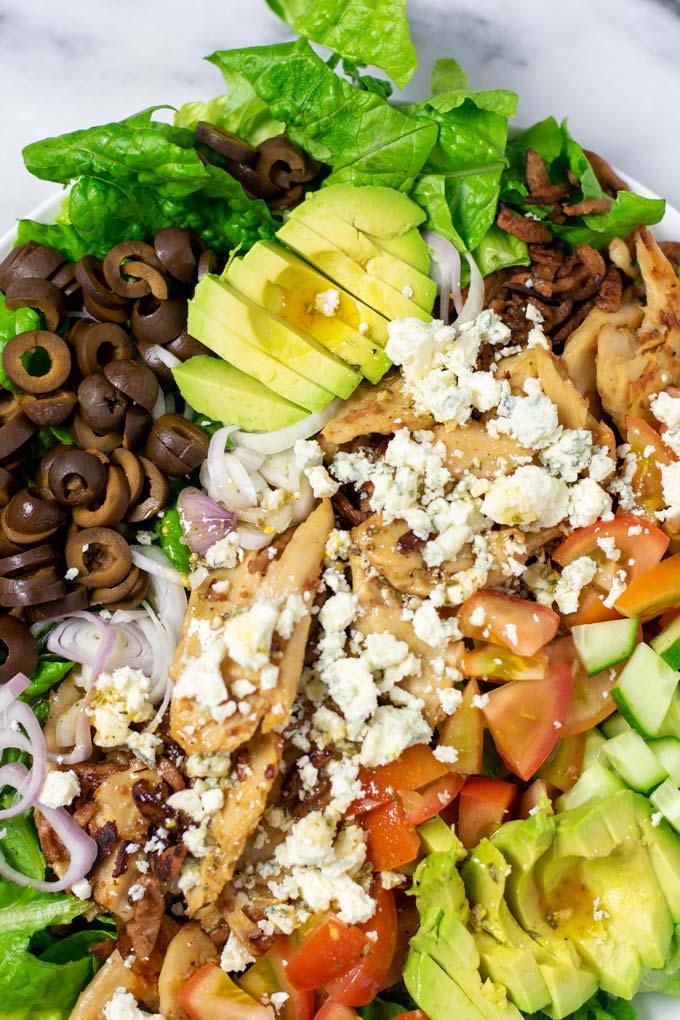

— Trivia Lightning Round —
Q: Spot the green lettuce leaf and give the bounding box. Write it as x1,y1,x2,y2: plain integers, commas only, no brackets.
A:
175,91,284,147
529,991,639,1020
501,117,665,250
209,38,437,191
431,57,468,94
359,998,413,1020
21,654,74,704
264,0,417,88
473,223,529,275
14,220,90,263
409,87,517,251
0,296,43,392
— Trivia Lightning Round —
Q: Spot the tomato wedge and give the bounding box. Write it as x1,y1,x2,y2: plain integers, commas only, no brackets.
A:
400,773,464,827
482,663,573,780
457,777,518,850
627,416,678,521
360,799,421,871
325,885,397,1006
458,590,559,656
553,515,669,593
285,916,369,991
182,964,271,1020
314,1005,360,1020
536,733,586,792
240,940,314,1020
615,552,680,620
548,636,619,736
462,642,549,682
351,745,447,815
438,678,484,775
562,584,623,628
518,779,553,819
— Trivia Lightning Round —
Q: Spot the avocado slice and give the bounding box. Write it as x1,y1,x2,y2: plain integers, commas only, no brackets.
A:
551,790,638,861
289,202,437,312
172,356,307,431
241,241,390,345
404,950,487,1020
224,255,391,385
635,793,680,922
309,183,426,238
475,931,552,1014
277,218,432,323
366,227,432,276
192,275,362,400
412,907,524,1020
187,304,335,413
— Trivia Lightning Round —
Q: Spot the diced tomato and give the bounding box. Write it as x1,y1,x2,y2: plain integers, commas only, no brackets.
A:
382,895,420,990
553,515,669,594
562,584,623,628
360,799,421,871
390,1014,428,1020
548,636,619,736
627,417,678,520
182,964,272,1020
518,779,553,819
482,663,573,781
659,608,680,630
537,733,586,792
351,745,448,815
615,552,680,620
400,773,464,827
325,885,397,1006
458,590,559,656
457,777,518,850
438,679,484,775
314,1005,360,1020
462,642,549,682
240,940,313,1020
285,916,369,991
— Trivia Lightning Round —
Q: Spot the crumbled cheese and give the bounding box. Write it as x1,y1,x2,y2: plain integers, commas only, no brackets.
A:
553,556,598,615
223,598,280,670
402,284,414,298
39,769,80,809
70,878,92,900
88,668,155,750
433,745,459,764
659,462,680,520
205,532,241,569
471,693,489,709
482,466,569,530
103,988,164,1020
360,705,432,767
651,811,663,828
221,933,255,973
568,477,612,528
319,592,357,633
438,686,463,715
64,566,79,581
314,288,341,317
492,378,560,450
651,392,680,457
295,438,338,498
596,536,621,561
126,730,162,765
128,883,146,903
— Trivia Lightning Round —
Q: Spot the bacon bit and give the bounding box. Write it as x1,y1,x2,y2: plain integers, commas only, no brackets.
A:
596,265,623,312
584,149,629,195
89,940,117,963
111,841,130,879
156,756,185,792
152,843,186,885
126,875,165,961
397,529,426,554
332,488,371,526
575,242,606,278
524,148,571,204
552,298,597,343
248,526,295,574
551,265,592,294
497,204,554,243
562,197,612,217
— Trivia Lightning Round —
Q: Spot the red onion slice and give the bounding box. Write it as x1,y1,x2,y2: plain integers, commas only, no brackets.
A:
0,676,46,818
130,545,186,587
177,486,236,556
230,398,342,456
422,230,463,325
457,252,485,324
0,799,97,893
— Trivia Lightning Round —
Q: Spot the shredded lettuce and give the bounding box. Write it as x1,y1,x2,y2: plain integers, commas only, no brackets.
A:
264,0,417,88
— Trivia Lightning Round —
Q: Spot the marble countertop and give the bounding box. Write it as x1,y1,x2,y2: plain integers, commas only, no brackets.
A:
2,0,680,229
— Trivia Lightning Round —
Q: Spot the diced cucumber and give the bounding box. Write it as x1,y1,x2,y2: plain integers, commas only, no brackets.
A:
612,643,680,738
651,779,680,835
602,730,668,792
572,617,639,676
556,762,625,812
652,614,680,670
600,713,632,739
649,738,680,786
583,728,607,768
659,689,680,739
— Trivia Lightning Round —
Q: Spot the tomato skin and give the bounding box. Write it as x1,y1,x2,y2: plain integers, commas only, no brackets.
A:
548,636,619,736
562,584,623,628
457,777,518,850
351,745,447,816
314,1005,361,1020
400,773,464,827
458,591,559,656
482,663,573,781
285,917,368,992
390,1013,428,1020
325,886,397,1007
462,642,549,682
553,515,669,595
240,940,314,1020
518,779,553,819
616,552,680,620
438,679,484,775
627,416,678,520
182,964,272,1020
360,800,421,871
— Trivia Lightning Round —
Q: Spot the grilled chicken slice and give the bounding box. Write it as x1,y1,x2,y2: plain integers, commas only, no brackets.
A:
159,924,219,1020
319,371,433,454
562,304,643,415
597,228,680,431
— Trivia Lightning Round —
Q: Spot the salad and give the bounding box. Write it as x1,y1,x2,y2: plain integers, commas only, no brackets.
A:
2,2,680,1020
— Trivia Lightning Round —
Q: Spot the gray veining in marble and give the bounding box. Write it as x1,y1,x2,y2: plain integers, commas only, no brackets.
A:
1,0,679,229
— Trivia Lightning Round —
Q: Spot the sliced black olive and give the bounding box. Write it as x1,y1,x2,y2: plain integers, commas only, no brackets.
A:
255,134,321,186
126,456,169,522
224,159,285,201
145,413,209,476
22,389,77,428
71,465,130,527
26,586,89,622
122,405,152,452
4,278,68,332
154,228,204,287
103,360,158,412
165,331,209,361
111,449,144,504
47,447,108,507
103,241,168,300
72,322,134,378
2,331,71,395
71,413,123,454
66,526,132,588
77,372,129,432
1,489,68,544
131,296,188,345
0,243,66,292
0,412,36,460
0,616,39,684
195,122,258,164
